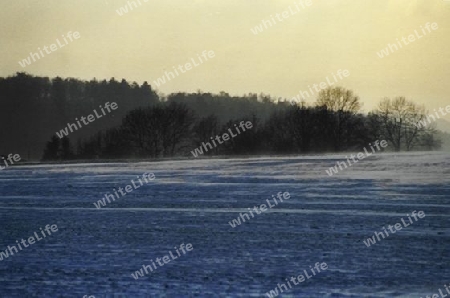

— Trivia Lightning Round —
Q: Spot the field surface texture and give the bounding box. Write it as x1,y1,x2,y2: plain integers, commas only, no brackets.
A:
0,152,449,297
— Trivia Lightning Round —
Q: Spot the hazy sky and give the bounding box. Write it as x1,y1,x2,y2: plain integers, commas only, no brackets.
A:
1,0,449,113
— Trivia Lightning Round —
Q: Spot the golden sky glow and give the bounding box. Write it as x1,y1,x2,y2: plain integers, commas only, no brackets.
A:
1,0,449,113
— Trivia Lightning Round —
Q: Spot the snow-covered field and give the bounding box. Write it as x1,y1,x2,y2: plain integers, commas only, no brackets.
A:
0,152,449,297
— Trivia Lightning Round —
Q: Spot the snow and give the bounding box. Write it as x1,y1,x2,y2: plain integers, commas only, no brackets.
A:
0,152,449,297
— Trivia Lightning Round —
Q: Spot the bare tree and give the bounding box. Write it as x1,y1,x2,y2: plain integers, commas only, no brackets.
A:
374,97,428,151
316,86,362,151
121,107,163,157
420,128,442,150
159,102,196,157
289,101,316,153
193,115,219,155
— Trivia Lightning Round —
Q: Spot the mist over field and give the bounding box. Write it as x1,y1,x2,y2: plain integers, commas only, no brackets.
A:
0,153,449,297
2,0,450,297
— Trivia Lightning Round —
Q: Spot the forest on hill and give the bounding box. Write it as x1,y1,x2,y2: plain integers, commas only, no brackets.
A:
0,73,443,161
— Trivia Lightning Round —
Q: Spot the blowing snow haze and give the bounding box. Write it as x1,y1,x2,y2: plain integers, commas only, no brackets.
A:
1,1,450,297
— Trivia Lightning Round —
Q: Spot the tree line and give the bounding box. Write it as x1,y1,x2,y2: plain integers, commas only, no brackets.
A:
42,87,441,161
0,73,441,161
0,73,159,160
